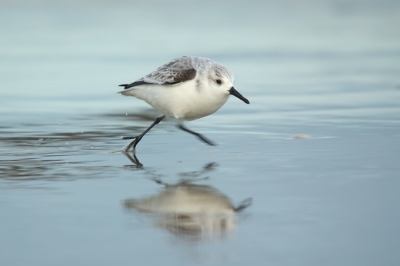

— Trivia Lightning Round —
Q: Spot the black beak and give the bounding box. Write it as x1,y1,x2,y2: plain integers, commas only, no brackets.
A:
229,87,250,104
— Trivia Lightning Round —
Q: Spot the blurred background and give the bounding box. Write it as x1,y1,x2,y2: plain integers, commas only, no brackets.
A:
1,0,400,265
2,0,399,116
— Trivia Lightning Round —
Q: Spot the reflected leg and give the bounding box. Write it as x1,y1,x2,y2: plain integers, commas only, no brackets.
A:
122,115,166,152
121,151,143,168
178,124,216,146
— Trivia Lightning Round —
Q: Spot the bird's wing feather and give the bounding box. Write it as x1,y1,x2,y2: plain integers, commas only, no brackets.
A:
119,56,197,89
144,68,196,85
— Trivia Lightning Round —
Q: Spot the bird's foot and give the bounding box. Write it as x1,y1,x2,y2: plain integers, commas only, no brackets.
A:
121,135,137,140
121,135,143,152
177,124,217,146
199,136,217,146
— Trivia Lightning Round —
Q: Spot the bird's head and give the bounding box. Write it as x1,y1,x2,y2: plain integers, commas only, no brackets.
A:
208,64,249,104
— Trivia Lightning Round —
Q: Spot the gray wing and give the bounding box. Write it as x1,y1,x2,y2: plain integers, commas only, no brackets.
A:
119,56,197,89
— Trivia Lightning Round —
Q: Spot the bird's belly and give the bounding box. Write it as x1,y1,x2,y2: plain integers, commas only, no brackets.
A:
126,83,229,121
172,100,224,121
169,89,229,121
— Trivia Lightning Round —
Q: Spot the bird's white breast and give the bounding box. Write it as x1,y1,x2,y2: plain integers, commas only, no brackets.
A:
121,79,229,121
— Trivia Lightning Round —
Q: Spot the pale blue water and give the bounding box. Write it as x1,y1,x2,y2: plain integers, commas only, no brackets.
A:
1,1,400,265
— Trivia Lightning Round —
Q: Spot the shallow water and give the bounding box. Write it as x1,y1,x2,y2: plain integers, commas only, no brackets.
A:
1,1,400,265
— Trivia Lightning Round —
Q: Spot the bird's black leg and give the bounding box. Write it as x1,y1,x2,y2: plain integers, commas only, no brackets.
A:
122,115,166,152
178,124,216,146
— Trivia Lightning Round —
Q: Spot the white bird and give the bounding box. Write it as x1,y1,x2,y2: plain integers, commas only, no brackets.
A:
119,56,249,152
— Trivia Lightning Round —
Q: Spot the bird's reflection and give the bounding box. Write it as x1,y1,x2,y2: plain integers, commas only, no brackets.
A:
123,163,252,242
121,151,143,168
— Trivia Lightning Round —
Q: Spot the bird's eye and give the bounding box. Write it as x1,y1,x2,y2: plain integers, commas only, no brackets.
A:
216,79,222,85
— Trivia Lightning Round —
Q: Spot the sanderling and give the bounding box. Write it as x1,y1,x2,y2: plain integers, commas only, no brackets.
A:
119,56,249,152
